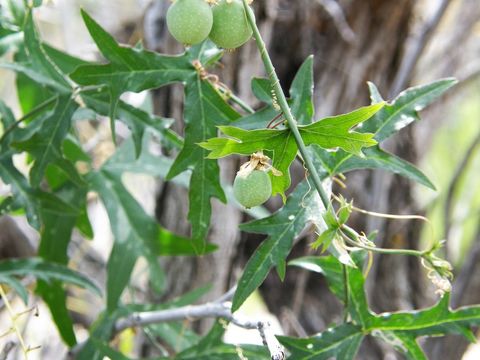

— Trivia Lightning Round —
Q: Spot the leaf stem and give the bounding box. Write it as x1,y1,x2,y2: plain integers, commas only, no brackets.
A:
242,0,331,209
228,91,255,114
340,226,425,257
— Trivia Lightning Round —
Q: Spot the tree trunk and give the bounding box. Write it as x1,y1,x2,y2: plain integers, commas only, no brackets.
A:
143,0,478,358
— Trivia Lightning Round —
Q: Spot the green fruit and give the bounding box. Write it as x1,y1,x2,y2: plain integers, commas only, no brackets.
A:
209,0,253,49
233,170,272,208
166,0,213,45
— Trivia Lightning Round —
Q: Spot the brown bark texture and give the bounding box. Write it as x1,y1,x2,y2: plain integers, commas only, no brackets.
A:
141,0,480,359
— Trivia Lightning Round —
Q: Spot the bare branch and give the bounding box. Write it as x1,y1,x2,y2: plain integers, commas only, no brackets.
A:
443,129,480,258
258,321,286,360
390,0,453,97
0,341,15,360
215,286,237,303
115,302,256,332
114,301,285,359
315,0,356,43
70,288,285,359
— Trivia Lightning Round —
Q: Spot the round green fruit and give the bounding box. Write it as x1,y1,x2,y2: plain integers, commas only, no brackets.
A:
209,0,253,49
166,0,213,46
233,170,272,208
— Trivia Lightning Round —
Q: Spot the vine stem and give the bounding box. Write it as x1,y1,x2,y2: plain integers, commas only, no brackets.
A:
242,1,434,261
242,0,331,210
340,226,425,257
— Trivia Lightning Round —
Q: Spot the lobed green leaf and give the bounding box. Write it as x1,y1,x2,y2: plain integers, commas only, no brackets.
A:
167,75,241,244
232,181,325,311
279,323,363,360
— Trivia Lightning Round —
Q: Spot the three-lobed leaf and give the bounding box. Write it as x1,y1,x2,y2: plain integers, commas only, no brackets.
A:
232,180,325,311
13,95,78,186
70,10,193,140
201,104,382,198
311,79,456,190
290,254,480,359
365,79,457,141
167,75,241,244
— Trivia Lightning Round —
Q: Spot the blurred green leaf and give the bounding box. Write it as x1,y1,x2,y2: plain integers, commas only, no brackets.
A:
0,275,28,304
167,76,240,245
156,227,217,256
88,170,164,311
0,153,41,228
14,48,55,114
81,90,174,157
43,43,89,74
90,341,131,360
311,228,337,252
251,77,273,104
372,331,427,360
13,95,78,186
0,30,22,57
289,256,346,299
70,10,193,139
289,55,314,125
0,257,100,295
231,104,278,130
4,0,27,28
36,184,88,346
3,11,71,92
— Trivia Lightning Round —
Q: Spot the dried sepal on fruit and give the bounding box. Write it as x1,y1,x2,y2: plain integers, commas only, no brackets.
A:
233,152,281,208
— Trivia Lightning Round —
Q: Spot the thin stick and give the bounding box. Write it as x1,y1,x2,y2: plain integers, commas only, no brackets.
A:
266,113,283,128
389,0,453,97
315,0,356,43
340,228,424,257
0,285,28,359
443,130,480,258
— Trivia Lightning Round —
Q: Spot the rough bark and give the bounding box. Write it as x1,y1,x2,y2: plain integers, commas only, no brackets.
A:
0,216,36,259
143,0,478,358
